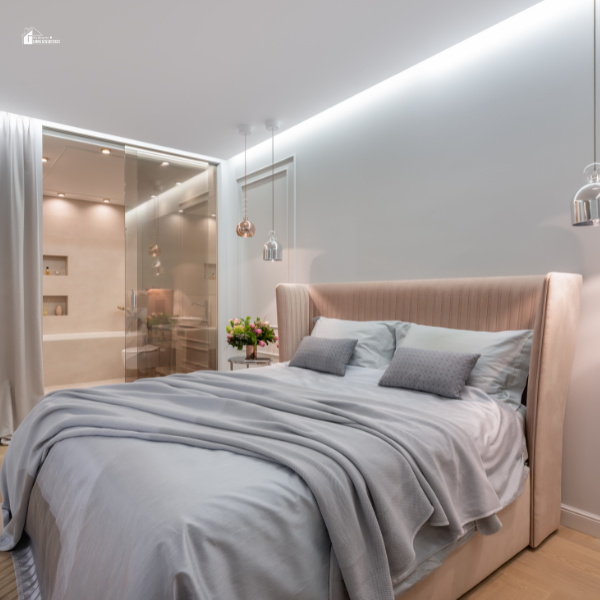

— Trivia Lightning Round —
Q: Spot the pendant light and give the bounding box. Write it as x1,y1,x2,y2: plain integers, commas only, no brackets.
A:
573,0,600,226
237,125,256,237
263,120,283,261
148,193,161,258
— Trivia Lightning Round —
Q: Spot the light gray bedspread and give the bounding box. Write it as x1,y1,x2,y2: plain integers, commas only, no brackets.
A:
0,364,528,600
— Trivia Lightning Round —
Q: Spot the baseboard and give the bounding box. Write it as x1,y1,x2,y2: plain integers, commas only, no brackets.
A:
561,503,600,539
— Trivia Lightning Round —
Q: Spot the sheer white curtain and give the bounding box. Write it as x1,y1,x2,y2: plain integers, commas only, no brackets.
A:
0,112,44,443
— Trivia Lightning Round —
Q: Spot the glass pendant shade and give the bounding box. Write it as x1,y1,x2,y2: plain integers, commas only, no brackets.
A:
263,230,282,261
236,218,255,237
572,163,600,226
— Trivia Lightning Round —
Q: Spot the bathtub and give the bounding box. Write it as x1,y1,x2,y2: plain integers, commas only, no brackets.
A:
42,331,126,388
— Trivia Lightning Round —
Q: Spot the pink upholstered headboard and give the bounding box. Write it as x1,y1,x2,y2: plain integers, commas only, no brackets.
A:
276,273,582,548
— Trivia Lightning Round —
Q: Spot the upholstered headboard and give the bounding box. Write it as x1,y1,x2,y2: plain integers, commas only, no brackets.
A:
276,273,582,548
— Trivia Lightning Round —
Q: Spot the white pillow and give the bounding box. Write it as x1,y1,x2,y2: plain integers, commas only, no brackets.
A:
395,322,533,409
311,317,397,369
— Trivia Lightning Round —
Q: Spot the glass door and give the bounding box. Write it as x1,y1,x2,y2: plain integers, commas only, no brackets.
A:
41,128,127,392
124,147,218,382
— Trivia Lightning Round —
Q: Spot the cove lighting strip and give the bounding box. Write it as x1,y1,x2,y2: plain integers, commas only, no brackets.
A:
136,149,209,169
41,119,221,164
234,0,583,159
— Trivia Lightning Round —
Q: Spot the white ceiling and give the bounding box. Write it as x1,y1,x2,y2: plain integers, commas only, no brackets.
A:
1,0,540,159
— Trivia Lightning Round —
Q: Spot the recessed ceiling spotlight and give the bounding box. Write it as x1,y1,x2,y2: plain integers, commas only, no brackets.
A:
179,209,183,213
42,157,48,163
175,182,182,186
101,148,111,155
211,213,216,217
103,199,110,203
151,195,157,199
161,161,169,166
58,192,65,197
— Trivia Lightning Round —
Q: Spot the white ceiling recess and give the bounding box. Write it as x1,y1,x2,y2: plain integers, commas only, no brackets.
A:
42,135,125,204
1,0,540,159
42,133,210,205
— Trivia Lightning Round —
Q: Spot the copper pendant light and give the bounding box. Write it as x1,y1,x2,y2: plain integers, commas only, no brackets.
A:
148,194,162,258
572,0,600,226
237,125,255,237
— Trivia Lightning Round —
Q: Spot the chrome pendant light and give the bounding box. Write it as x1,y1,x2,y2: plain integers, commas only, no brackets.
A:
263,120,283,261
237,125,256,237
573,0,600,226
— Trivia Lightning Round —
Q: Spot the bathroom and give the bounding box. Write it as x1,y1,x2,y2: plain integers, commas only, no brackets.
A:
41,129,217,391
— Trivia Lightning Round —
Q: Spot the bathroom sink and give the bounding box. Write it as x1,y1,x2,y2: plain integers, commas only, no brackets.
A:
122,345,159,371
168,317,206,328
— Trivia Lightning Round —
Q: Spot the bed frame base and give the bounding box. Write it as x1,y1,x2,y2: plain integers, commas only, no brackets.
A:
400,475,531,599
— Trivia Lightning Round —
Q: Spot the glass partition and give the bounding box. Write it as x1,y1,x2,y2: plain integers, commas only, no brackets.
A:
41,129,126,392
124,147,217,382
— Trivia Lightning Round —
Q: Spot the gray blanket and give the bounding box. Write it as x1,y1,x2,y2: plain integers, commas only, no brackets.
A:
1,366,527,600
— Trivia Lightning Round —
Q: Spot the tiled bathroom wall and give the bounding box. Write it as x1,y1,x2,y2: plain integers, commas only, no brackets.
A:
42,196,125,387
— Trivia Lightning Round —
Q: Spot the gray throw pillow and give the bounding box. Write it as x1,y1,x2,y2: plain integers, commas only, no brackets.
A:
289,337,358,376
378,347,480,399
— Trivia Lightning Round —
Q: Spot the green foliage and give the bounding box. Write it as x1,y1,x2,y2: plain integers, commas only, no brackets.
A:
147,311,172,328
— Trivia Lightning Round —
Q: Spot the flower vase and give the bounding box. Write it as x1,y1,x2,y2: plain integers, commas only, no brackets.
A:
246,344,258,360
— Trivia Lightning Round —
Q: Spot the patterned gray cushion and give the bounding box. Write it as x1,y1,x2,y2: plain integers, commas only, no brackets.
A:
379,347,480,399
289,336,358,376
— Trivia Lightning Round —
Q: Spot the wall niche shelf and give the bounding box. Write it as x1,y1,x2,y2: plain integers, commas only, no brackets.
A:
44,296,68,316
204,263,216,280
43,255,68,276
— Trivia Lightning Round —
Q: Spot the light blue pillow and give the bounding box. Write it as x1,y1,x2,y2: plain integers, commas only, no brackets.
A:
395,322,533,409
311,317,397,369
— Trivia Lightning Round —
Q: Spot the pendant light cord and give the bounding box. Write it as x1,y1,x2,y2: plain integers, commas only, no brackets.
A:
272,128,275,231
244,134,248,221
152,194,158,246
595,0,597,166
156,194,159,248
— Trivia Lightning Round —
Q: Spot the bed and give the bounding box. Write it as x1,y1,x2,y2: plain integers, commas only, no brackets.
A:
276,273,582,599
0,273,581,600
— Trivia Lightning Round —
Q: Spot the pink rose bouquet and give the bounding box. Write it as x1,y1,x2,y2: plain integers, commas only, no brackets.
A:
225,316,277,351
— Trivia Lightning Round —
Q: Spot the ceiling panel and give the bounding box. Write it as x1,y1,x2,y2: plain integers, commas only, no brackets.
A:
42,133,209,205
43,136,125,203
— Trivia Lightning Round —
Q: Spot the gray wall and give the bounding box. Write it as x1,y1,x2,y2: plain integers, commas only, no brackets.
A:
221,0,600,529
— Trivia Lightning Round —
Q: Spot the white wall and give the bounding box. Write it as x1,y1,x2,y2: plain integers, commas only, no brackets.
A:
222,0,600,534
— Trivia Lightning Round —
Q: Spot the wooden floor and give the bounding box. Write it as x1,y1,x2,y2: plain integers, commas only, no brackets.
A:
0,439,599,600
462,527,600,599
